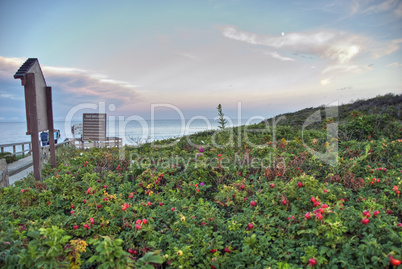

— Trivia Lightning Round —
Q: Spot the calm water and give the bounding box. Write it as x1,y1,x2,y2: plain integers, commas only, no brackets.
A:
0,119,254,149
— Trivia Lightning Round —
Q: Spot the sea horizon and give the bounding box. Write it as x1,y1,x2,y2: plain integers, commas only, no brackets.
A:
0,118,258,147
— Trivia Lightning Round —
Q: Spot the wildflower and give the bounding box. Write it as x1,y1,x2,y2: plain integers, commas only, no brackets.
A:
199,148,204,153
200,182,204,186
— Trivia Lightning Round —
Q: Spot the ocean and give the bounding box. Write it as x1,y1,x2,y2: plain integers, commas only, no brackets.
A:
0,118,255,149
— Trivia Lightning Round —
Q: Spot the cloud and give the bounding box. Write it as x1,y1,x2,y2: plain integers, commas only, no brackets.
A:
0,57,25,79
41,66,139,99
336,86,353,91
362,0,398,15
322,64,372,74
387,62,402,67
175,52,200,61
395,2,402,17
221,26,366,64
0,92,23,100
221,25,402,66
347,0,402,17
371,39,402,59
0,56,141,110
350,0,360,15
265,51,295,62
320,79,330,86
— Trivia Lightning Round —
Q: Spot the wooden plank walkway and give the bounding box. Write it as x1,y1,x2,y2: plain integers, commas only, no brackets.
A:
7,156,33,185
2,138,122,185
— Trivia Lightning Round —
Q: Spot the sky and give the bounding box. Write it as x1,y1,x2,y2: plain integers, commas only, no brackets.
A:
0,0,401,122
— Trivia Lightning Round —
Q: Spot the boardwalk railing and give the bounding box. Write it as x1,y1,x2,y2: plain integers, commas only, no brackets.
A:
0,140,75,186
39,140,74,166
1,138,122,186
0,141,32,158
72,137,122,149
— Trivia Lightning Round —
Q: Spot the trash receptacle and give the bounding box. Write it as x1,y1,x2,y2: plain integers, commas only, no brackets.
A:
40,132,49,146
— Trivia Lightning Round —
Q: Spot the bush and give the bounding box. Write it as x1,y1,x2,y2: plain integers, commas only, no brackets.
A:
0,114,401,268
0,152,17,163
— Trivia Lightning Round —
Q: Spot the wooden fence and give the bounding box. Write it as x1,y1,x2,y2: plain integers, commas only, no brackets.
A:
72,137,122,149
0,141,32,158
0,137,123,187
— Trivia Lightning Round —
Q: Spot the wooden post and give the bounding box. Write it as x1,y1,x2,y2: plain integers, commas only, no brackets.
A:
22,144,25,157
26,73,41,181
13,145,16,155
0,159,9,188
46,87,56,168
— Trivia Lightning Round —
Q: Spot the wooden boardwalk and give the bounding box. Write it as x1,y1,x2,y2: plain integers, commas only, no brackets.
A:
1,138,122,186
8,156,33,185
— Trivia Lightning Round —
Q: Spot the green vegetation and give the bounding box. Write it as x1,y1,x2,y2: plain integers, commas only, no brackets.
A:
0,96,401,268
264,93,402,139
0,152,31,164
0,152,17,164
217,104,228,130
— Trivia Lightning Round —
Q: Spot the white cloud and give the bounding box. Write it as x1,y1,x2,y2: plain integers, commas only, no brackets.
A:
348,0,402,17
41,65,140,90
0,56,140,104
322,64,371,74
387,62,402,67
371,38,402,58
221,26,366,64
350,0,360,15
175,52,199,61
0,57,25,79
395,2,402,17
265,51,295,62
221,25,402,67
362,0,398,15
320,79,330,86
0,56,143,119
323,45,360,64
0,92,23,100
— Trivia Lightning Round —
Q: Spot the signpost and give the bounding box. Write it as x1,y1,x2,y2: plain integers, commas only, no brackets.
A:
72,123,83,136
14,58,56,181
83,113,106,141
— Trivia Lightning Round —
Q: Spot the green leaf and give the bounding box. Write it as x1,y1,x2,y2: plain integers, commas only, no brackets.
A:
27,231,40,239
114,238,123,245
147,255,163,264
87,255,100,263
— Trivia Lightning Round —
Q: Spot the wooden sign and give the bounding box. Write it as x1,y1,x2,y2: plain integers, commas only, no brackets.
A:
14,58,56,181
83,113,106,141
14,58,49,134
72,123,83,136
